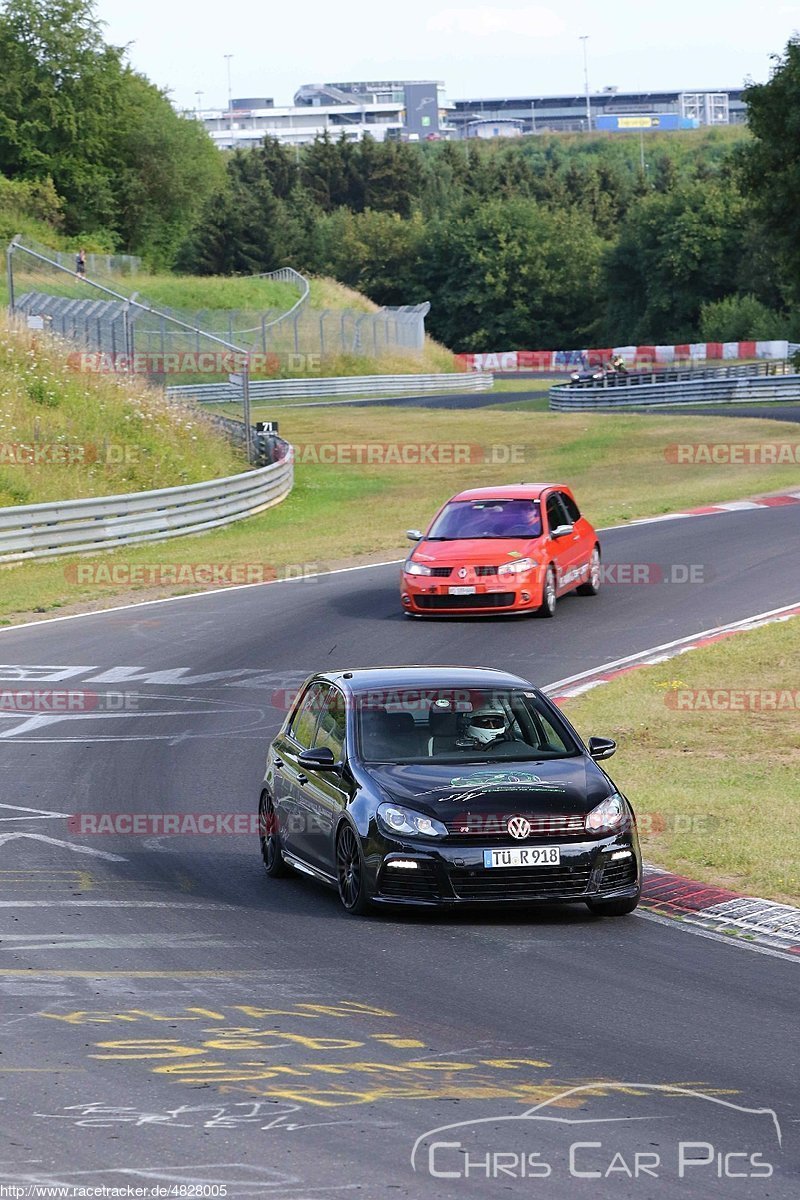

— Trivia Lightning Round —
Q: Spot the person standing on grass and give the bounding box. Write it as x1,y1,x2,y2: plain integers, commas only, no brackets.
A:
75,248,87,278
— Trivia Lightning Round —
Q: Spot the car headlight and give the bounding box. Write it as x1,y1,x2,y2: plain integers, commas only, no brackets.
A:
585,793,627,834
405,560,433,576
497,557,537,577
377,803,448,838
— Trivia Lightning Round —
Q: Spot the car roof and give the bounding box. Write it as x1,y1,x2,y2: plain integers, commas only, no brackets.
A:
448,484,568,502
318,666,535,693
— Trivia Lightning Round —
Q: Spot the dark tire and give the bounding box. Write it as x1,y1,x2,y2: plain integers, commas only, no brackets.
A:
586,893,640,917
259,792,289,877
576,545,601,596
336,824,372,915
536,565,557,618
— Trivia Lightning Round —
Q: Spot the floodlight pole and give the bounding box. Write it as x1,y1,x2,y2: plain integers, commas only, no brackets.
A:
580,36,592,131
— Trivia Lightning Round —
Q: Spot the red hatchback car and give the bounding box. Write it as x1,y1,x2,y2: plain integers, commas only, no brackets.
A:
401,484,601,618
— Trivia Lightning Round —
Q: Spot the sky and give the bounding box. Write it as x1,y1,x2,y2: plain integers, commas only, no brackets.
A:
94,0,800,111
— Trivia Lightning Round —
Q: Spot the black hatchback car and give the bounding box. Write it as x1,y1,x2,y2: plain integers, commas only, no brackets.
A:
258,666,641,916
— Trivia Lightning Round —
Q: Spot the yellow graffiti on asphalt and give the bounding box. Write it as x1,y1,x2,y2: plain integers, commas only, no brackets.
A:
36,1000,741,1110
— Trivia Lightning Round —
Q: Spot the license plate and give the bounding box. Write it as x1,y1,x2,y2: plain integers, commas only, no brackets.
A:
448,586,476,595
483,846,561,868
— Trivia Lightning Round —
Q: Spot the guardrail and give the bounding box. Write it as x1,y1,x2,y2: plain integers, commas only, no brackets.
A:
550,368,800,411
0,444,294,563
167,371,494,406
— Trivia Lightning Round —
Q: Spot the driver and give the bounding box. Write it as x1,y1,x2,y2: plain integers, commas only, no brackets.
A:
458,703,515,747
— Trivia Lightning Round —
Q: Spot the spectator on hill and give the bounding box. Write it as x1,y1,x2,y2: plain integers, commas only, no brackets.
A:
75,249,87,279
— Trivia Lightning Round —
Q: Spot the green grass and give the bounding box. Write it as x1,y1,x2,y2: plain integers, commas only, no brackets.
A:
490,378,551,394
3,402,800,623
0,314,245,508
560,618,800,905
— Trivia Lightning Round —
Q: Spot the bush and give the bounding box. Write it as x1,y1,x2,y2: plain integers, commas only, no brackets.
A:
698,294,788,342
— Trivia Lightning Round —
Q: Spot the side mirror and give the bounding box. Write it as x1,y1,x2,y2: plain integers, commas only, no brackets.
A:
406,529,423,542
298,746,338,770
588,736,616,762
550,524,574,539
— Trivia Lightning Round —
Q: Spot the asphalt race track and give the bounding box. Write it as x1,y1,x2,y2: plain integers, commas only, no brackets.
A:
0,505,798,1197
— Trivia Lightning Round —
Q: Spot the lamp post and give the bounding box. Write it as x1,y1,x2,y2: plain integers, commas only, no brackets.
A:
530,99,536,134
195,90,204,118
224,54,233,112
579,36,591,131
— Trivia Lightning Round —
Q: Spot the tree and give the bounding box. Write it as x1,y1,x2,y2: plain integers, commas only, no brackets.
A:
108,70,224,265
698,294,787,341
737,37,800,303
416,198,605,351
0,0,124,230
601,179,748,343
177,151,282,275
258,136,298,200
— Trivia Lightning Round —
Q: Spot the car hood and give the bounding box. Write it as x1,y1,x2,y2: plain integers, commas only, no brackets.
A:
367,757,609,818
409,538,538,567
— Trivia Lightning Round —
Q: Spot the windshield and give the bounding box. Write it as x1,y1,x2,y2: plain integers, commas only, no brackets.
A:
427,499,541,540
356,687,578,764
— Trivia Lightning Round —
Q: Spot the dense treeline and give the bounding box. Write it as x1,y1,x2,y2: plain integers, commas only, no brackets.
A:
0,0,223,264
2,0,799,350
177,124,795,350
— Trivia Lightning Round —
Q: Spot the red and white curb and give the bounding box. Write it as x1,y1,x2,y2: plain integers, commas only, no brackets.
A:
545,601,800,956
623,487,800,527
642,868,800,955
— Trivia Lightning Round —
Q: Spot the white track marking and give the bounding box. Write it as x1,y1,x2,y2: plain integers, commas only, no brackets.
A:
0,803,69,822
0,832,125,861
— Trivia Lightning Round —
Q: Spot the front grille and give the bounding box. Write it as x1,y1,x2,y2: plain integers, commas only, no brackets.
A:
416,593,517,611
450,865,591,900
445,814,587,842
599,859,638,891
430,567,453,577
474,566,499,576
378,861,439,901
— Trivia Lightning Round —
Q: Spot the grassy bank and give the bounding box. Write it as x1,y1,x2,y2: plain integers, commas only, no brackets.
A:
560,617,800,905
0,315,245,508
2,403,799,622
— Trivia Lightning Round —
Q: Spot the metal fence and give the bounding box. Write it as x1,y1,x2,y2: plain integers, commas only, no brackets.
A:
7,237,430,365
550,367,800,411
167,371,492,406
0,446,294,563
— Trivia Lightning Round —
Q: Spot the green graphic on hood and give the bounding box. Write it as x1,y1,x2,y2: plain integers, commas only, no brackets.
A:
449,770,567,792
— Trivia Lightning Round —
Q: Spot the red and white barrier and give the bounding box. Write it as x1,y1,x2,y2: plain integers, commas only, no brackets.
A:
458,340,789,373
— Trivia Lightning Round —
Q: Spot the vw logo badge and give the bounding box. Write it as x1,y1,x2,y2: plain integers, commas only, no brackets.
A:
457,567,468,579
508,816,531,839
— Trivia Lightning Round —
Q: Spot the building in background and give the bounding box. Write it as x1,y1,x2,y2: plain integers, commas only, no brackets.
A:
195,83,745,148
451,87,744,136
199,81,453,149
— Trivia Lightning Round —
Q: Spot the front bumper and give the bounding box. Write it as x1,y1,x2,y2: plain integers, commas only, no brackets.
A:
401,574,541,615
369,832,641,906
